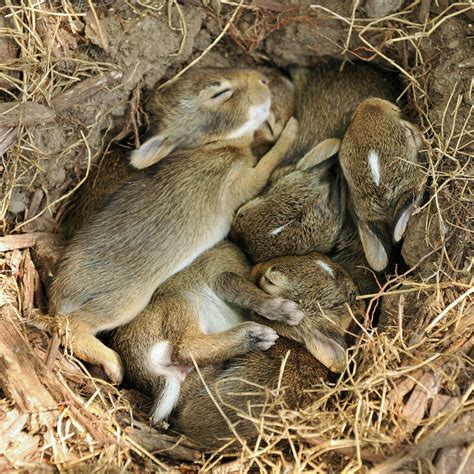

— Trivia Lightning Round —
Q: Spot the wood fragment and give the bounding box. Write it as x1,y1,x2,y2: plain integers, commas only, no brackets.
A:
0,126,18,157
0,102,56,127
0,307,113,444
0,14,19,89
125,428,202,462
0,232,61,252
386,369,422,409
400,371,442,434
429,394,462,418
369,417,474,474
51,71,123,112
20,249,38,317
300,435,384,464
0,308,58,424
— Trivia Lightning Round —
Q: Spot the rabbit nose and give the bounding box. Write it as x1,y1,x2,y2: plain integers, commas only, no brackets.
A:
255,72,269,85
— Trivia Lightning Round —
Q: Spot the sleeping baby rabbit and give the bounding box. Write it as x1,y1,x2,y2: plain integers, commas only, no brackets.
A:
172,252,364,450
48,67,298,383
108,241,304,423
230,139,379,296
282,61,400,165
339,98,425,271
61,66,295,240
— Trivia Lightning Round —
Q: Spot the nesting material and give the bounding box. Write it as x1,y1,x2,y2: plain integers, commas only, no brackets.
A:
0,1,472,471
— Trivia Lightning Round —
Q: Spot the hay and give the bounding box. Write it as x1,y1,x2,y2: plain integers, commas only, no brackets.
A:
1,1,472,471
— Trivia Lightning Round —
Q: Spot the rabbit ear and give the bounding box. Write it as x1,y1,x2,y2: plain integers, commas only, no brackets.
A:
394,202,415,243
358,221,389,272
130,135,176,169
296,138,341,170
303,331,347,373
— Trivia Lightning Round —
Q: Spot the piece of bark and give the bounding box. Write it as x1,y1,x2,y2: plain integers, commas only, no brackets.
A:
435,414,474,474
386,369,422,409
300,436,384,464
0,232,61,252
0,307,113,444
429,394,462,418
0,14,19,89
0,309,58,425
0,409,40,465
125,428,202,462
51,71,123,112
19,249,39,317
400,371,442,435
370,416,474,474
0,126,18,157
0,102,56,127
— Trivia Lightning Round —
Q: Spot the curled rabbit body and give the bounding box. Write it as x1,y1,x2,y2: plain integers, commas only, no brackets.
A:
231,139,379,296
339,98,425,272
173,253,363,449
60,66,295,240
109,241,304,423
48,67,298,383
282,61,400,165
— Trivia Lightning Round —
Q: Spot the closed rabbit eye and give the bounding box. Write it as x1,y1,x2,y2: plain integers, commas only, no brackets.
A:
201,86,234,104
262,274,276,286
210,88,232,99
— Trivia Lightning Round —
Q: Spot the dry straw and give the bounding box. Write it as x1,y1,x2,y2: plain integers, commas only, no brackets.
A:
0,0,472,471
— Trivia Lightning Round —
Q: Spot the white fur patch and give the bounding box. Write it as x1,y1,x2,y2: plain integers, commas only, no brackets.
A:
226,99,271,139
149,341,186,422
368,149,381,186
196,286,245,335
268,219,295,236
316,260,335,277
151,377,181,423
394,205,413,242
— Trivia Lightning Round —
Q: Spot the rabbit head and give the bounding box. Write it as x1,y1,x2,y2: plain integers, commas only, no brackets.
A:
339,98,426,272
231,138,345,263
250,252,363,373
131,67,271,169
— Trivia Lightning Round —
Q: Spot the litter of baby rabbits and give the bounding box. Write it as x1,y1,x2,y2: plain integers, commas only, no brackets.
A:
0,1,472,472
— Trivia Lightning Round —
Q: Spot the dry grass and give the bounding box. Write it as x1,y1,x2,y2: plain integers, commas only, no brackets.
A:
1,0,473,472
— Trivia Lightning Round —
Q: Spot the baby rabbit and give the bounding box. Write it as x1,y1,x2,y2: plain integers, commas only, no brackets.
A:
339,98,425,272
230,139,379,296
61,147,134,239
108,241,304,423
252,66,295,158
60,66,294,240
231,138,344,263
172,253,364,449
48,67,298,383
282,61,400,165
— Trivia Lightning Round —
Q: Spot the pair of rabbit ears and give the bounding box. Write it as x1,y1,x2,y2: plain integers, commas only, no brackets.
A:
358,201,417,272
130,134,177,170
296,138,341,171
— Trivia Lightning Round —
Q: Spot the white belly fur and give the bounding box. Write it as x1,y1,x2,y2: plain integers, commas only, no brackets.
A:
196,285,246,335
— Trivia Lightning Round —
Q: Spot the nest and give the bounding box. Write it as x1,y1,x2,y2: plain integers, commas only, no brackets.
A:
0,1,472,471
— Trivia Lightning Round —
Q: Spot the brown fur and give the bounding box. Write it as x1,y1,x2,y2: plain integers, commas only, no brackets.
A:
252,66,295,157
339,98,426,271
172,253,363,449
48,67,298,383
282,61,400,165
108,241,304,423
60,67,295,240
61,147,135,239
230,146,379,296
